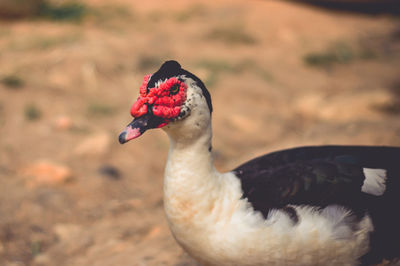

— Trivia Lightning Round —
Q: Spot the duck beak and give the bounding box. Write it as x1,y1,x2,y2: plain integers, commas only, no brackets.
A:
119,113,166,144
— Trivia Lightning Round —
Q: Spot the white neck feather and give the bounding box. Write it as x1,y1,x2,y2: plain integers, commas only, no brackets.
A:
161,83,225,240
163,120,220,220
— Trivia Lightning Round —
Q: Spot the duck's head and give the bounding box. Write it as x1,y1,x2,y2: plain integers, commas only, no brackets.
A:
119,60,213,144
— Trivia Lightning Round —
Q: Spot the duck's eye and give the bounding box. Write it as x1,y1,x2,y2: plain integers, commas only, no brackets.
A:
170,83,180,95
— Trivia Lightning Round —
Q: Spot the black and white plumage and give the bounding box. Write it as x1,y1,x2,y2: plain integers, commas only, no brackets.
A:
235,146,400,264
119,60,400,266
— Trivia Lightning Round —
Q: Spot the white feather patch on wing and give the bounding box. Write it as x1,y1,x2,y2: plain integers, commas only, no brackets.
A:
320,205,356,239
361,168,387,196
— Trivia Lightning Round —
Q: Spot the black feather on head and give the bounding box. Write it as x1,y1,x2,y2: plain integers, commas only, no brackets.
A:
147,60,182,88
147,60,213,114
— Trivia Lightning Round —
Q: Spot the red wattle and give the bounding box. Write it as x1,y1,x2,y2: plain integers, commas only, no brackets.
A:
139,74,151,96
130,98,148,117
157,122,168,128
130,75,188,119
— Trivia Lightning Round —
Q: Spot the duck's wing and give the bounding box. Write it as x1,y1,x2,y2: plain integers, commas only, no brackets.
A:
233,145,400,262
233,145,400,216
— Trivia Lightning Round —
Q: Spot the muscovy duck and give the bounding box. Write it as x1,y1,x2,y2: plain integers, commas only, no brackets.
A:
119,60,400,266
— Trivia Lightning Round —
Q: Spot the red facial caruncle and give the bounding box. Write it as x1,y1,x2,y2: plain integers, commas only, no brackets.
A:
130,74,188,127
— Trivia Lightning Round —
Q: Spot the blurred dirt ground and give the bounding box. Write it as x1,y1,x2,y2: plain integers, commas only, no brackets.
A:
0,0,399,265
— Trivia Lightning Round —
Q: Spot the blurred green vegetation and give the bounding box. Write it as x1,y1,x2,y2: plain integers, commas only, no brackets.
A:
304,43,355,67
195,59,272,87
30,241,42,257
1,74,25,89
24,103,42,121
304,42,377,68
37,2,87,22
8,34,81,51
206,25,257,45
87,102,116,117
0,0,132,23
195,60,234,87
0,0,87,21
173,4,208,22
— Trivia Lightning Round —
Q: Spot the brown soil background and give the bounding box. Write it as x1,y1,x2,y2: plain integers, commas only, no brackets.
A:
0,0,399,265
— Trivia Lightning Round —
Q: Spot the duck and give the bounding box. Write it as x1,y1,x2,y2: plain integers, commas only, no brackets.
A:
119,60,400,266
